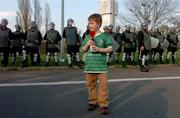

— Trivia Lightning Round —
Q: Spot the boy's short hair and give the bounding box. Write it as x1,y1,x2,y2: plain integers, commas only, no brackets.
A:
88,13,102,27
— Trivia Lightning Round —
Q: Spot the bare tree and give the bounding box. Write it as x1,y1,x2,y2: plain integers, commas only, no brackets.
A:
33,0,42,28
44,2,51,32
16,0,32,31
121,0,177,29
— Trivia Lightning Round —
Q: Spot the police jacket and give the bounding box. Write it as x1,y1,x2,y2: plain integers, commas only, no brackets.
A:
25,29,42,47
0,26,13,48
44,29,62,49
12,31,24,47
62,26,80,46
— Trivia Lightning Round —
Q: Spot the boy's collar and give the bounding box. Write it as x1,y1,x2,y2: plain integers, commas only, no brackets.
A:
95,31,101,37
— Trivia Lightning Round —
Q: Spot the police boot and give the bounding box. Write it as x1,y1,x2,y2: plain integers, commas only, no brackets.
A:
166,59,169,64
138,59,141,65
68,63,72,67
145,60,149,66
55,62,59,66
45,62,49,66
12,60,16,65
115,60,119,64
122,61,126,67
153,60,157,65
159,57,163,64
2,60,7,67
172,56,175,64
21,60,28,68
77,61,82,68
1,60,4,65
140,65,149,72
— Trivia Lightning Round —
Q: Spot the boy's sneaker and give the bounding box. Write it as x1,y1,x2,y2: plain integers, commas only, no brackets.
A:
88,104,98,111
100,107,109,115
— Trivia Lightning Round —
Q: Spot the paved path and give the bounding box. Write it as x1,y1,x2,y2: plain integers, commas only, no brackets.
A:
0,65,180,118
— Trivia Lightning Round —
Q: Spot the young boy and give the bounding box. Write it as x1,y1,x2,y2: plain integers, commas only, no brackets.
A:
82,13,112,115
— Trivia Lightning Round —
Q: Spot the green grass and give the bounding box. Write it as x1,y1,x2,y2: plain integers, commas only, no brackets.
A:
1,49,180,67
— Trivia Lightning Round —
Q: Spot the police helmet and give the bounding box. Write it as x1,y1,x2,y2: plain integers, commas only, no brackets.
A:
30,21,36,28
108,24,114,30
67,18,74,23
116,26,120,30
15,24,21,29
1,19,8,26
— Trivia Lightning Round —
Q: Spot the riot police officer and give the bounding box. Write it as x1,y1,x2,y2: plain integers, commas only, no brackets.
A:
114,26,122,64
10,24,25,65
24,21,42,66
44,22,62,66
137,24,151,72
152,28,165,64
0,19,13,67
166,28,178,64
63,18,81,67
122,25,136,66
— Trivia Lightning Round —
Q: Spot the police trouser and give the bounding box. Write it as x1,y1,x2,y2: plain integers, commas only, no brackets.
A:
26,46,39,65
167,47,177,62
66,45,80,64
122,47,134,62
113,47,122,62
0,47,9,66
11,46,23,63
45,48,59,63
139,47,149,66
152,47,164,62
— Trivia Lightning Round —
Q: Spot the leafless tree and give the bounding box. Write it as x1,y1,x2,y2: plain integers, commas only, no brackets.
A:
120,0,177,29
44,2,51,32
16,0,32,31
33,0,42,28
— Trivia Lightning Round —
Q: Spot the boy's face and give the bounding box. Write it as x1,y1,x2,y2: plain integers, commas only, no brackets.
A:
88,19,99,32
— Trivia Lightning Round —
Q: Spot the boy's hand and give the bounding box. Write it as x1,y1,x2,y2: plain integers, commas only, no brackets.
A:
91,45,101,52
87,39,94,46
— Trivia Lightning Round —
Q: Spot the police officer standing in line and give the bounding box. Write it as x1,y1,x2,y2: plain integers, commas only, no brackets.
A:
10,24,25,65
137,24,151,72
24,21,42,66
166,28,179,64
103,25,111,64
63,18,81,67
0,19,13,67
131,26,138,63
103,25,109,34
43,22,62,66
121,25,136,66
107,24,116,64
114,26,122,64
152,28,165,64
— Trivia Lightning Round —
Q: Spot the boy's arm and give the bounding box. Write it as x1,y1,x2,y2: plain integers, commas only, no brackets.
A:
92,34,112,53
82,39,94,52
82,43,90,52
93,46,112,53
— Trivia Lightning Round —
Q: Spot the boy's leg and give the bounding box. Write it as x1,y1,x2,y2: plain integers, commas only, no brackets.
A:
97,73,109,107
85,73,98,105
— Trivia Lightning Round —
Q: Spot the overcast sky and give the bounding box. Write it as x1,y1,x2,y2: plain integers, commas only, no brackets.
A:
0,0,179,34
0,0,128,32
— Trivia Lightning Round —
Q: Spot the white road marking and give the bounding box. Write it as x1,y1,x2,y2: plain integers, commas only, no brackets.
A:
0,76,180,87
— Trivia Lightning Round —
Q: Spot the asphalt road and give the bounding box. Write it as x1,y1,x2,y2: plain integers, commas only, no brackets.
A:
0,65,180,118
